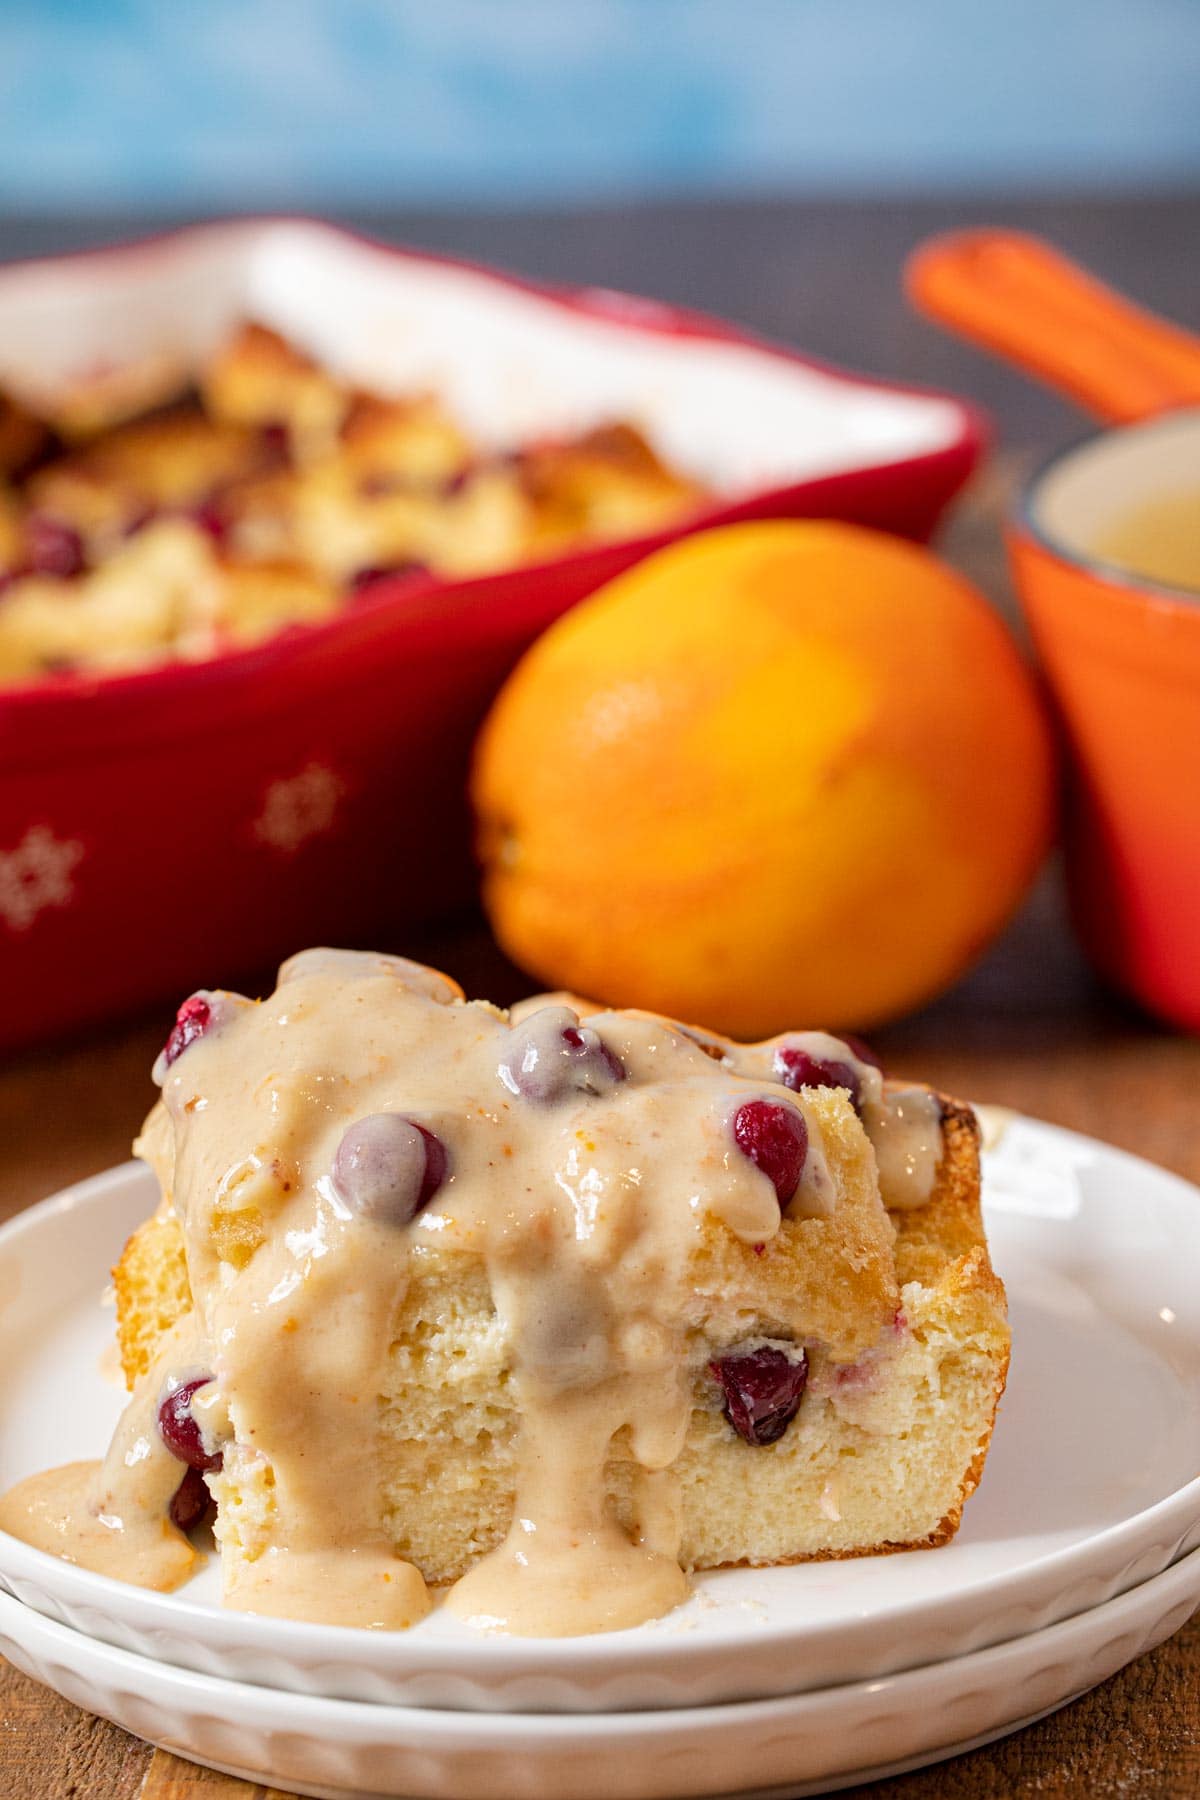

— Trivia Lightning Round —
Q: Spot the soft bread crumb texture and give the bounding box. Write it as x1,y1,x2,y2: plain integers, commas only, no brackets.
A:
114,1092,1007,1583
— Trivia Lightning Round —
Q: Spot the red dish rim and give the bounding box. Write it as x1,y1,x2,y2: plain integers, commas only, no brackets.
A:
0,215,990,729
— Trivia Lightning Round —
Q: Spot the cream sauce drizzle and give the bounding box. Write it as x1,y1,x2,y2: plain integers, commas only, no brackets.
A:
0,1460,198,1591
606,1015,946,1214
0,1316,205,1593
0,951,944,1634
860,1086,946,1210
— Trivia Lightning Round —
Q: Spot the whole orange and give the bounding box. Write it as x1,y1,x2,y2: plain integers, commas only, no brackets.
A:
472,521,1056,1035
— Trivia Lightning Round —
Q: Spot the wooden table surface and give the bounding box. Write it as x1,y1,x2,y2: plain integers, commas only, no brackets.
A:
2,195,1199,1799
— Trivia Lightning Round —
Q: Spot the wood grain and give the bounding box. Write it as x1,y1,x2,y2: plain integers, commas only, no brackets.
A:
139,1747,297,1798
2,192,1199,1800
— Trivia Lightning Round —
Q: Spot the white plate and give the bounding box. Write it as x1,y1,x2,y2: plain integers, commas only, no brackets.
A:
1,1547,1197,1799
1,1116,1199,1712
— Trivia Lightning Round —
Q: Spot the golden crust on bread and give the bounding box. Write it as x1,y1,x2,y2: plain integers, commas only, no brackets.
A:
199,322,346,455
889,1099,1009,1547
113,1201,192,1390
27,404,271,521
339,391,472,488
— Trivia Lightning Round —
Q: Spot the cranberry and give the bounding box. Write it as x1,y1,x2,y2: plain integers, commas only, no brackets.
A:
158,1376,223,1472
24,514,85,578
711,1346,809,1446
332,1113,447,1225
732,1099,808,1208
498,1006,625,1102
187,501,228,545
350,559,430,592
260,420,291,462
159,993,214,1072
774,1044,862,1110
169,1466,211,1532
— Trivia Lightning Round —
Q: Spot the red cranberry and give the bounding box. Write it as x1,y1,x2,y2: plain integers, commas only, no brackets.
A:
350,559,430,593
260,420,291,462
732,1099,808,1208
159,993,214,1072
843,1033,883,1072
332,1113,447,1225
169,1466,212,1532
25,514,85,578
711,1346,809,1446
187,501,228,545
158,1376,223,1472
774,1044,862,1110
499,1006,625,1102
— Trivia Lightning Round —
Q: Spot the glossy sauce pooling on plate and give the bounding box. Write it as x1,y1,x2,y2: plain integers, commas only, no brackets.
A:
0,949,943,1635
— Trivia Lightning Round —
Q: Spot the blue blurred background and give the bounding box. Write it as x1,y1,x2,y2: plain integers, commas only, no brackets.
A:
1,0,1198,214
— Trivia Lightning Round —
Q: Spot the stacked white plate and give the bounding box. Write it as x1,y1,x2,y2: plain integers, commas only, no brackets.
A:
2,1115,1199,1799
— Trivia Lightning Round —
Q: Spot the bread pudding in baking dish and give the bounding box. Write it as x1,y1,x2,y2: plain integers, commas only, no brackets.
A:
0,322,705,685
0,950,1008,1636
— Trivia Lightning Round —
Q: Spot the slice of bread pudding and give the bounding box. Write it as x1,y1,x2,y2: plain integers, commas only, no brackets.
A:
83,949,1009,1635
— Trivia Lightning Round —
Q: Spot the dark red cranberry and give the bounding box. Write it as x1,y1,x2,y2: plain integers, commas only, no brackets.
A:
332,1113,447,1225
169,1466,212,1532
732,1099,808,1208
843,1033,883,1072
260,420,291,462
160,994,213,1071
187,501,228,545
158,1376,223,1472
350,559,431,593
711,1346,809,1446
499,1006,625,1102
774,1044,862,1110
24,514,85,578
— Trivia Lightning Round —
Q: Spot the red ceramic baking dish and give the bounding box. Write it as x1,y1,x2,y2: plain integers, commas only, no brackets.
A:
0,219,987,1052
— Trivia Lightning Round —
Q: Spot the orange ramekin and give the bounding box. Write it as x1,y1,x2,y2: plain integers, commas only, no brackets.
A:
1011,412,1200,1028
908,231,1200,1028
